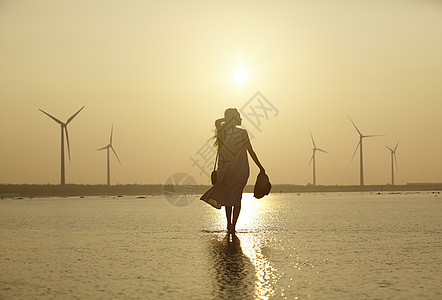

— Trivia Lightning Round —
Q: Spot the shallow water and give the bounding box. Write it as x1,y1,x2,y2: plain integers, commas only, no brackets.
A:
1,192,441,299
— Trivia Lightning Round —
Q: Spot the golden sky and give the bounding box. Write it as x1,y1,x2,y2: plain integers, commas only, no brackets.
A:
1,0,441,185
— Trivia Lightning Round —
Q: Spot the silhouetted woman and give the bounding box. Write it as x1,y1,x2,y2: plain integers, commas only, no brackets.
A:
201,108,265,233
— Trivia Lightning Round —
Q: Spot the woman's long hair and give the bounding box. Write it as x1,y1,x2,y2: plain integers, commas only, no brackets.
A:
212,108,240,151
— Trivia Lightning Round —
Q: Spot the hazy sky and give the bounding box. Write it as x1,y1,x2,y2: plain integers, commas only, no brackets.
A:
1,0,441,185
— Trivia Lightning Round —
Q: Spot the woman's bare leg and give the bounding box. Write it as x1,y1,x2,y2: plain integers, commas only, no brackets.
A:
225,206,232,232
231,206,241,233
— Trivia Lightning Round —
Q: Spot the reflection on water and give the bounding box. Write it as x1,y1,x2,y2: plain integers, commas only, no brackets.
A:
208,194,281,299
208,232,281,300
208,234,255,299
239,233,281,299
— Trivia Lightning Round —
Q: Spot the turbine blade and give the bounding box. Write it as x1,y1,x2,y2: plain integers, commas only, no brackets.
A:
317,148,327,153
111,146,121,164
309,130,316,147
394,153,398,170
110,124,114,144
97,146,108,151
65,127,71,161
309,153,314,165
39,109,64,125
385,145,393,152
364,134,383,138
66,106,85,125
394,141,399,152
347,115,362,136
351,142,360,161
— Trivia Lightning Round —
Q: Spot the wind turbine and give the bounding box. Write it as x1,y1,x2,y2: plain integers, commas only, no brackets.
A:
386,141,399,185
97,124,121,186
348,115,381,186
309,130,327,186
39,106,85,185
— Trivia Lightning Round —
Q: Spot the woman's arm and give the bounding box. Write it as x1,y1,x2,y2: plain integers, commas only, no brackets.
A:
215,118,224,131
244,130,265,173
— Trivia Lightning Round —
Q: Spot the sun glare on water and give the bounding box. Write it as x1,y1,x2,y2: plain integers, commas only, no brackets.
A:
233,67,247,85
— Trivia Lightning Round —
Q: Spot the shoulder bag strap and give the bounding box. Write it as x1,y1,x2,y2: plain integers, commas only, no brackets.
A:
213,149,219,171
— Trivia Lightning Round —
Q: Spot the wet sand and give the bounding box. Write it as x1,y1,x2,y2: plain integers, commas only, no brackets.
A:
1,192,441,299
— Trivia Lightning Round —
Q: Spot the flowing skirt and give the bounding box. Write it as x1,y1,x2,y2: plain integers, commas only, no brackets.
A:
201,147,249,209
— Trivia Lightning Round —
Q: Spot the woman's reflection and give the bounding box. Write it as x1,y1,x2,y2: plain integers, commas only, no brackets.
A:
209,234,255,299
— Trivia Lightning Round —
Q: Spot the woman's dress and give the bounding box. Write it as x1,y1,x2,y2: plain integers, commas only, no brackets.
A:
201,127,250,209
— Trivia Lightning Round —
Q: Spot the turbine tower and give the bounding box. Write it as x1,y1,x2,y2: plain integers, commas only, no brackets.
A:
348,115,380,186
39,106,85,185
386,141,399,185
309,130,327,186
97,124,121,186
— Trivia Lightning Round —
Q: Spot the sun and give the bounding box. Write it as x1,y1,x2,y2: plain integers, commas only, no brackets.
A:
232,67,247,85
